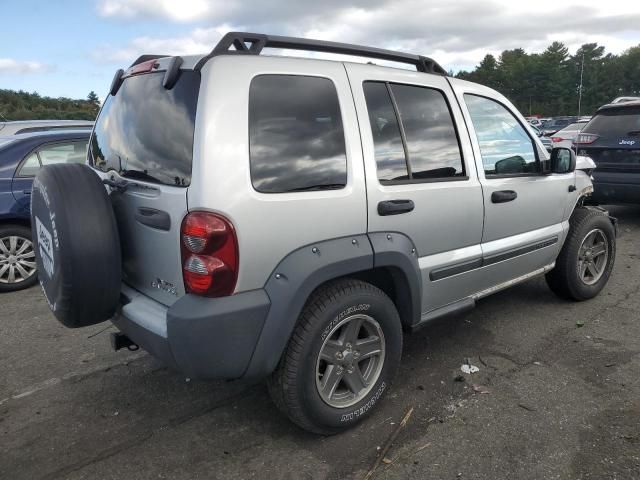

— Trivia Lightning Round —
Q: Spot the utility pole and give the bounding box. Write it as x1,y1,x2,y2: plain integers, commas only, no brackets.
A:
577,53,585,117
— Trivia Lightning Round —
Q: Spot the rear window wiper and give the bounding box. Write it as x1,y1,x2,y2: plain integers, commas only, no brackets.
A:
121,169,162,183
285,183,345,192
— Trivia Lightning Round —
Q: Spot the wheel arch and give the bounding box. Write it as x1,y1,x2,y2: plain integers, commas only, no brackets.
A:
242,233,422,379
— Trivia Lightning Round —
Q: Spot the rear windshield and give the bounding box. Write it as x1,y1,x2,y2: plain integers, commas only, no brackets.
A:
90,70,200,187
584,107,640,137
561,122,587,131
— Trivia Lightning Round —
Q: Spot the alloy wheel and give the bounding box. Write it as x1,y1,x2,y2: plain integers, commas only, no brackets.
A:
0,235,37,285
315,314,385,408
577,228,609,285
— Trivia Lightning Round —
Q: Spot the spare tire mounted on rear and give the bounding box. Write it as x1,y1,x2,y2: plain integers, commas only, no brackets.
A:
31,163,122,328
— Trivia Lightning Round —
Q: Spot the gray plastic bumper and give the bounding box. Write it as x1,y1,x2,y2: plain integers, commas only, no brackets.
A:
112,284,270,379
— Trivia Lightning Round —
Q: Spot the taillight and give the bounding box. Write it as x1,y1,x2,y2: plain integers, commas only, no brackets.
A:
180,212,238,297
574,133,599,145
551,137,563,143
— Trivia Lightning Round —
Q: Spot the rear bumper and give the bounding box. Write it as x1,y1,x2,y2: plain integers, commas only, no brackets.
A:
112,284,271,380
592,171,640,204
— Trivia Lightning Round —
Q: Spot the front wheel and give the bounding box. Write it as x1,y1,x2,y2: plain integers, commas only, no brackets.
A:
546,207,616,301
267,279,402,434
0,225,38,293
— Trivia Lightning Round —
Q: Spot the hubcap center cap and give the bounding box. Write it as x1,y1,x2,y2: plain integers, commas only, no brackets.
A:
8,255,16,264
341,350,355,366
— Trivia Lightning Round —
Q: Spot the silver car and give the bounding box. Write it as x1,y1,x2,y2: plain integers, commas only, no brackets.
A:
0,120,93,135
31,32,617,434
551,120,589,149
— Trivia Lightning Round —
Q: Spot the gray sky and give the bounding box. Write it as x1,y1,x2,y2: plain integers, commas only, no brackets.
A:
97,0,640,68
2,0,639,98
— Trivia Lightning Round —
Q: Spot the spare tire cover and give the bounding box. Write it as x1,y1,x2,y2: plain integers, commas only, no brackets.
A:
31,163,121,328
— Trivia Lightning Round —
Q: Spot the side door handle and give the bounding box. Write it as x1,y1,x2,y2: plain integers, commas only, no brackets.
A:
23,190,32,195
491,190,517,203
378,199,415,216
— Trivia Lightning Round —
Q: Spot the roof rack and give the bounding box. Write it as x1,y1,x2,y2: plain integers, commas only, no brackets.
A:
194,32,447,75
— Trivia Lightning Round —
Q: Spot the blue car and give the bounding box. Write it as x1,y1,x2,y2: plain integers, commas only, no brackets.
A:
0,130,90,292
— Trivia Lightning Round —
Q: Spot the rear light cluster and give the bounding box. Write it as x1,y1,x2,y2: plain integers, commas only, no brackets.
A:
180,212,239,297
551,137,563,143
574,133,599,145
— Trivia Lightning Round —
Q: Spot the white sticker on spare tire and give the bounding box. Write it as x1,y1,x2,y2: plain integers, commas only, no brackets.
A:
35,216,54,279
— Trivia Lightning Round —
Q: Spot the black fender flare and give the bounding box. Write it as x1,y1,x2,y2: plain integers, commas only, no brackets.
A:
243,232,422,379
368,231,422,329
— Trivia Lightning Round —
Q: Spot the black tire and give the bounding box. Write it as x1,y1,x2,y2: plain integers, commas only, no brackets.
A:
267,278,402,434
31,163,121,327
0,224,38,293
546,207,616,301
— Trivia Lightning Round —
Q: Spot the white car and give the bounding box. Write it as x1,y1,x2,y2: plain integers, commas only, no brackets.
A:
551,120,589,149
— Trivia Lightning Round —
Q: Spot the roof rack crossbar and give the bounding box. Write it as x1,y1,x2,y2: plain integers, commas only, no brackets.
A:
195,32,447,75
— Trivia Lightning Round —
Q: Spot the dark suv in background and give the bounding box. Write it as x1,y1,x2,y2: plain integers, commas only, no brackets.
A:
575,101,640,204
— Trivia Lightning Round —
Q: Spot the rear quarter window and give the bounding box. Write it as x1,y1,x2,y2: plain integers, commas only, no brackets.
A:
248,75,347,193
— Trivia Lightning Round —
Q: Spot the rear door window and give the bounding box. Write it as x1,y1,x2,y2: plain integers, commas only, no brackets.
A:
17,153,40,177
362,82,408,182
18,140,88,177
38,141,88,166
363,81,465,183
248,75,347,193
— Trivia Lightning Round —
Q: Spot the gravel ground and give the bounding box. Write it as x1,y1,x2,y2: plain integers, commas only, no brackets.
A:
1,205,639,480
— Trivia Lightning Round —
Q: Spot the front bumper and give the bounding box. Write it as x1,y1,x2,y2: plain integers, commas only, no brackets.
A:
112,284,271,380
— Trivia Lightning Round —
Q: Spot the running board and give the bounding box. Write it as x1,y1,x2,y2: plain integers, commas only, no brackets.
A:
471,262,555,300
411,262,555,331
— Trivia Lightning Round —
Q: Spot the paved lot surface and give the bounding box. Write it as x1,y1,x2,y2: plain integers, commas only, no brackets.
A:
2,205,639,480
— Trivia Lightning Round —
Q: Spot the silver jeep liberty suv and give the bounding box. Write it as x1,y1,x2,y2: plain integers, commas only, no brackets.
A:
31,32,616,434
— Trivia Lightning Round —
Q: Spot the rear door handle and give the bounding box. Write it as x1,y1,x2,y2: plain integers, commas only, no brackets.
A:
23,190,31,195
491,190,517,203
378,199,415,216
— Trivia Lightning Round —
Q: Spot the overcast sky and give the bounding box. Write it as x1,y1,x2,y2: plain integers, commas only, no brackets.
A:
1,0,639,99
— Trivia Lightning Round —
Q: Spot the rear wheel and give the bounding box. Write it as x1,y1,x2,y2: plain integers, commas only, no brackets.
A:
546,207,616,301
0,225,37,293
268,278,402,434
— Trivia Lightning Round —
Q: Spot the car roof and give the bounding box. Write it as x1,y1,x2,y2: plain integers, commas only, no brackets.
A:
597,100,640,113
0,120,94,135
0,129,91,151
2,129,91,141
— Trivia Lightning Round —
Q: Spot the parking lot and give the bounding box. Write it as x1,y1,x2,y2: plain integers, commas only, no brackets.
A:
1,204,638,480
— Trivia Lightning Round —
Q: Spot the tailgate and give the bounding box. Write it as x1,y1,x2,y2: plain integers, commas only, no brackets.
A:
89,64,200,306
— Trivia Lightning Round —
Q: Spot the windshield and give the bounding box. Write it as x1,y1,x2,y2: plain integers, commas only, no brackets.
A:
583,106,640,137
90,70,200,187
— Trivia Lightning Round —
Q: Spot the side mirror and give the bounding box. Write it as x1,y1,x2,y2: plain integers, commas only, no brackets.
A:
550,147,576,174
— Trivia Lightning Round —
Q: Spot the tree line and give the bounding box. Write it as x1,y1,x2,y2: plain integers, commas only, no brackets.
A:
456,42,640,117
0,90,100,121
1,41,638,121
